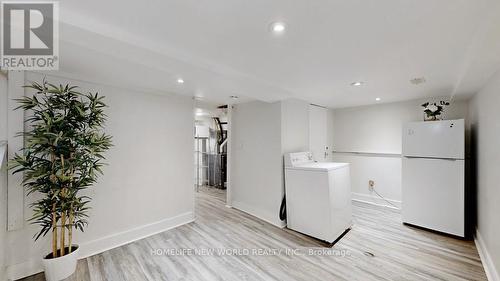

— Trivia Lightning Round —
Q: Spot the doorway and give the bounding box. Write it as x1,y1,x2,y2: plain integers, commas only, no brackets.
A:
194,104,230,203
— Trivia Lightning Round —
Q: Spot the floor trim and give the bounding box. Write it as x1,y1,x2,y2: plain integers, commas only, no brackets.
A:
6,260,40,281
351,192,401,210
475,229,500,281
6,211,194,280
79,211,194,258
232,200,286,228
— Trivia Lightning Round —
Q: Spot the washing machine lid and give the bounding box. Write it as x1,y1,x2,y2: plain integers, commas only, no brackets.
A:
286,162,349,172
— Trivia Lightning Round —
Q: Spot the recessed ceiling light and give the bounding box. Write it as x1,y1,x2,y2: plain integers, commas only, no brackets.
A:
195,109,207,116
351,81,363,86
270,22,286,34
375,97,381,101
230,95,239,99
177,78,184,84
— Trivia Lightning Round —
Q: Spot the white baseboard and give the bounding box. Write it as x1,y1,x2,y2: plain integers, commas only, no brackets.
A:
6,211,194,281
351,192,401,210
6,259,41,281
232,200,286,228
78,211,194,258
475,229,500,281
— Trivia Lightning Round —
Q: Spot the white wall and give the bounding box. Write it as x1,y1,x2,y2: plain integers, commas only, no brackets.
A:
309,105,328,162
230,101,284,227
0,162,6,281
332,153,403,207
333,98,469,154
230,99,310,228
0,73,6,140
332,98,469,208
469,70,500,281
281,99,309,154
326,108,335,161
5,72,195,280
0,72,8,281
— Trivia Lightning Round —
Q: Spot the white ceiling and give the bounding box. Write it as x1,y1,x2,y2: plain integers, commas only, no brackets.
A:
43,0,500,107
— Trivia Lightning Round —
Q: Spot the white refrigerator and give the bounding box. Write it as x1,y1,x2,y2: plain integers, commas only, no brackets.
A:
402,119,465,237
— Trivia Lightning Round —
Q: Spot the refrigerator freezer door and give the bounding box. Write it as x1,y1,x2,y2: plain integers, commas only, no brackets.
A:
402,157,465,237
403,119,464,159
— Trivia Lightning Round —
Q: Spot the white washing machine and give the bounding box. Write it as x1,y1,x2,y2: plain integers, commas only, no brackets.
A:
284,152,352,243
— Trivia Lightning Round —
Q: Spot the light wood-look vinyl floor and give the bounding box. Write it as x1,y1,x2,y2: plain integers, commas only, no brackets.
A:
20,186,487,281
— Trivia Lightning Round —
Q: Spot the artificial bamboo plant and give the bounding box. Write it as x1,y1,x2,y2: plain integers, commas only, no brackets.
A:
9,80,112,258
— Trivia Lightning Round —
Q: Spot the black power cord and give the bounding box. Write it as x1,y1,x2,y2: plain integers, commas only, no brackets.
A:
279,196,286,221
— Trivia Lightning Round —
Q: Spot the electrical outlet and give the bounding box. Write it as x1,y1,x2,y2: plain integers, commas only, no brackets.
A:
368,180,375,191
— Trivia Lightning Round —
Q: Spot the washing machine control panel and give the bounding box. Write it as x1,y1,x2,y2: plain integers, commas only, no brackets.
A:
285,152,314,167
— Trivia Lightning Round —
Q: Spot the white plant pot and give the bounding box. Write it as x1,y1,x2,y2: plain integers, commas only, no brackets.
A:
42,245,80,281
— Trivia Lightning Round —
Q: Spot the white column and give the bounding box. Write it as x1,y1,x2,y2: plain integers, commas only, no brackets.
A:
225,104,233,207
